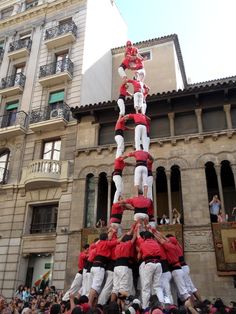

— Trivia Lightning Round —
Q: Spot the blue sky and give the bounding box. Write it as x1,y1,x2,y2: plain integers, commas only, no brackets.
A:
115,0,236,84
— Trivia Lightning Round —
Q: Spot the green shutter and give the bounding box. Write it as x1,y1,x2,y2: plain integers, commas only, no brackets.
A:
49,90,64,104
6,102,19,110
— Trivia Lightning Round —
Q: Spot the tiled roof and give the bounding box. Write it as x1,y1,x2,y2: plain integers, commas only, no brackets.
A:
71,75,236,114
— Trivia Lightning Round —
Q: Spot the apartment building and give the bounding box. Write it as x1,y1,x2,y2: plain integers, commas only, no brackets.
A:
0,0,235,302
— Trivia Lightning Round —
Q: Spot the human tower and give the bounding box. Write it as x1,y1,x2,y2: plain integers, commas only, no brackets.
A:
63,41,200,312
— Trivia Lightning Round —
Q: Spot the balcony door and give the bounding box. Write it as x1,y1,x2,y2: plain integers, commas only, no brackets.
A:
3,101,19,127
42,140,61,173
55,52,68,73
14,64,25,85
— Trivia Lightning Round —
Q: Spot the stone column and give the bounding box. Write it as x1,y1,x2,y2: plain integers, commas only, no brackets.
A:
60,135,67,161
165,170,173,223
231,164,236,190
223,104,232,129
152,172,158,220
214,164,225,214
93,177,99,226
195,108,203,133
168,112,175,137
107,176,112,224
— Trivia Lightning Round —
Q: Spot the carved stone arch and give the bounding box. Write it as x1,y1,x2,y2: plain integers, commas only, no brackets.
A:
167,157,189,170
154,158,167,171
78,166,98,179
195,153,218,168
97,165,111,177
217,151,236,165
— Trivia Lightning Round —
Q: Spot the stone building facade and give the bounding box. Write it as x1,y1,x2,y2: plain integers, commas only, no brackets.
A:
0,0,235,303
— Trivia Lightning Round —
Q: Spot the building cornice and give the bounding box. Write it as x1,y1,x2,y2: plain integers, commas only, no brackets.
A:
0,0,85,30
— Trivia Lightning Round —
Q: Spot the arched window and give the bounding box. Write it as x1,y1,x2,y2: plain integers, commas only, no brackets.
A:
221,160,236,218
171,165,183,224
0,149,10,184
156,167,168,223
97,172,108,226
85,174,95,228
205,161,219,201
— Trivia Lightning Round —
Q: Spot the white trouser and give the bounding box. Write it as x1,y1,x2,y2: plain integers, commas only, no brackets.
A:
172,268,190,301
141,262,162,309
118,66,126,78
138,262,145,299
128,268,135,296
62,272,82,301
136,68,146,82
147,175,153,200
110,223,122,237
112,265,130,295
117,98,125,116
159,271,173,304
90,266,105,294
133,92,143,111
182,265,197,294
114,135,124,158
113,174,123,203
98,270,114,305
81,269,92,296
135,124,148,151
142,101,147,114
134,213,149,221
134,165,147,187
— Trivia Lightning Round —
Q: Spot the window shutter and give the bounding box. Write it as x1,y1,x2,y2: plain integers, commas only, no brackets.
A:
49,90,64,104
6,102,19,110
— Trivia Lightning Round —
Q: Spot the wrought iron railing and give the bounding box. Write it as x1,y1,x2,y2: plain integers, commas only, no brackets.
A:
0,110,28,128
0,73,26,90
30,102,70,124
45,21,77,40
25,0,38,10
0,167,9,184
39,59,73,78
28,159,62,175
8,38,32,53
30,222,57,234
0,47,4,61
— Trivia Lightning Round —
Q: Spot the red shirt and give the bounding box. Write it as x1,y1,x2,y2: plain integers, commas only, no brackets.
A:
78,251,88,271
127,79,142,93
128,150,151,162
119,83,130,97
110,202,124,224
147,159,153,172
137,237,162,260
162,241,181,267
115,241,133,259
125,195,152,213
95,239,117,258
143,84,149,98
115,117,127,131
114,157,125,171
128,113,147,126
88,245,97,263
134,56,144,70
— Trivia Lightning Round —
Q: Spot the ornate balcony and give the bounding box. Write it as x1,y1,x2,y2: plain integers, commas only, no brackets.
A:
0,111,28,139
8,38,32,60
38,59,73,87
44,21,77,49
20,159,69,190
0,48,4,62
0,73,26,97
29,102,70,132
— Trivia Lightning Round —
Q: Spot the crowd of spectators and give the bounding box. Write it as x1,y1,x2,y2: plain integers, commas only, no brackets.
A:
0,285,236,314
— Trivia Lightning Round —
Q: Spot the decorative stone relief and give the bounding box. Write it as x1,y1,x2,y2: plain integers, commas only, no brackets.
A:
184,227,214,252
